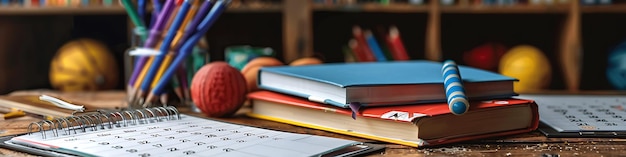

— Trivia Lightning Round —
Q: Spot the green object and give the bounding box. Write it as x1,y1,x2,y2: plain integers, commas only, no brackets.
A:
380,0,390,5
104,0,113,6
342,45,356,62
120,0,148,41
225,45,275,70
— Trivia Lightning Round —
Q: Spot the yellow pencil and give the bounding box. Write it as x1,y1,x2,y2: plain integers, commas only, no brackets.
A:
150,0,200,89
145,1,200,105
142,4,185,105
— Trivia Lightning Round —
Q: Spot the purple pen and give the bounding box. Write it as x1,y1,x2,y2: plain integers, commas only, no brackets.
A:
144,0,177,48
150,0,229,96
128,0,177,87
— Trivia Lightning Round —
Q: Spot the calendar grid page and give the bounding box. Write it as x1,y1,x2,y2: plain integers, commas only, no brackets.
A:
11,114,360,157
517,94,626,132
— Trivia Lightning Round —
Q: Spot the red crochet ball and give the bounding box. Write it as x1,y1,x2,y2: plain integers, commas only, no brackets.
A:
191,62,247,117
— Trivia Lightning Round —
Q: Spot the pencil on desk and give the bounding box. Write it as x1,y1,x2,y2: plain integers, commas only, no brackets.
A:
0,108,25,120
442,60,469,115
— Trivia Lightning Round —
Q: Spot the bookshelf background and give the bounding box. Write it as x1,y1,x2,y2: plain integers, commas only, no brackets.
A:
0,0,625,94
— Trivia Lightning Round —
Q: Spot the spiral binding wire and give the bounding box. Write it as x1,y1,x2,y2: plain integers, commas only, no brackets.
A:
27,106,180,139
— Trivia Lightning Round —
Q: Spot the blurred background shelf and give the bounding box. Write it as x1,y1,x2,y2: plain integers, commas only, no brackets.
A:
312,3,430,13
1,0,626,94
439,4,571,14
581,3,626,13
0,5,285,15
0,6,127,15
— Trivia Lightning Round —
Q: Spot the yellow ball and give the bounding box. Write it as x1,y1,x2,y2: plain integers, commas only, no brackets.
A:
499,45,551,93
50,38,119,91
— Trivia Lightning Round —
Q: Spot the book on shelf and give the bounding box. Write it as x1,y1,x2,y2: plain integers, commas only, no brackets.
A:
257,60,518,109
247,91,539,147
0,106,384,157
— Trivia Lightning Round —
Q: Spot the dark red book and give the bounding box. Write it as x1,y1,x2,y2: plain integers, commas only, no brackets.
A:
248,91,539,147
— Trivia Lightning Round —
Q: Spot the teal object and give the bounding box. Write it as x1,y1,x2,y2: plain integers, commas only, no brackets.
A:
187,45,209,87
607,41,626,90
225,45,275,70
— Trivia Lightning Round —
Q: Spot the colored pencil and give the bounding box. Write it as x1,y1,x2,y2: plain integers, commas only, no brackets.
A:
138,0,191,103
150,0,201,89
128,0,177,104
120,0,148,41
147,0,229,104
150,0,163,27
141,0,191,104
128,0,176,90
140,1,191,91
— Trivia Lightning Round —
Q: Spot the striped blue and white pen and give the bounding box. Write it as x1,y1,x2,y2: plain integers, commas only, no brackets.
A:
442,60,470,115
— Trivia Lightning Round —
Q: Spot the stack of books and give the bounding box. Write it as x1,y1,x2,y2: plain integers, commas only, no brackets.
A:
246,60,539,147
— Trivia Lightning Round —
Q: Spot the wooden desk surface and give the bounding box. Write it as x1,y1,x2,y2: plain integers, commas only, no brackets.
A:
1,90,626,156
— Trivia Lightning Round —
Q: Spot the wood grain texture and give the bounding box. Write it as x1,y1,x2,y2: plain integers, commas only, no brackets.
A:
2,90,626,156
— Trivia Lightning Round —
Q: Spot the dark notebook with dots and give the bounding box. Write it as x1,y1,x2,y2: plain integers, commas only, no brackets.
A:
517,94,626,138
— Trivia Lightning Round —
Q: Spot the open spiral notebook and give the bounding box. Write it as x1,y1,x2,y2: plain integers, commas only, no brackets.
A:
0,106,383,157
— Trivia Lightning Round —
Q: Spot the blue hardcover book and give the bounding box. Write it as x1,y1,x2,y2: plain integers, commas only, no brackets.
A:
258,60,518,108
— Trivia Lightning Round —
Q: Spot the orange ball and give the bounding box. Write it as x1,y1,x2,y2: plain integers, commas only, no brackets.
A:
191,62,247,117
240,57,283,92
289,57,323,66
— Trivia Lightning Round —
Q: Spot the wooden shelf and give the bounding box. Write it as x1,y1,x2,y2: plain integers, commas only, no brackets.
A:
313,3,430,13
440,4,571,14
0,4,284,15
581,4,626,13
0,6,126,15
226,3,283,13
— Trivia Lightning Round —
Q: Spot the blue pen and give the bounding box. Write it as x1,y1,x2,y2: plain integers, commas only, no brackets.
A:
172,0,214,51
127,0,176,88
138,0,146,22
150,0,164,28
442,60,470,115
150,0,229,97
140,0,193,93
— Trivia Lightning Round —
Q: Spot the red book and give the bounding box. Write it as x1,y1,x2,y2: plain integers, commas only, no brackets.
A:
386,26,410,60
348,39,367,62
352,26,377,62
247,91,539,147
